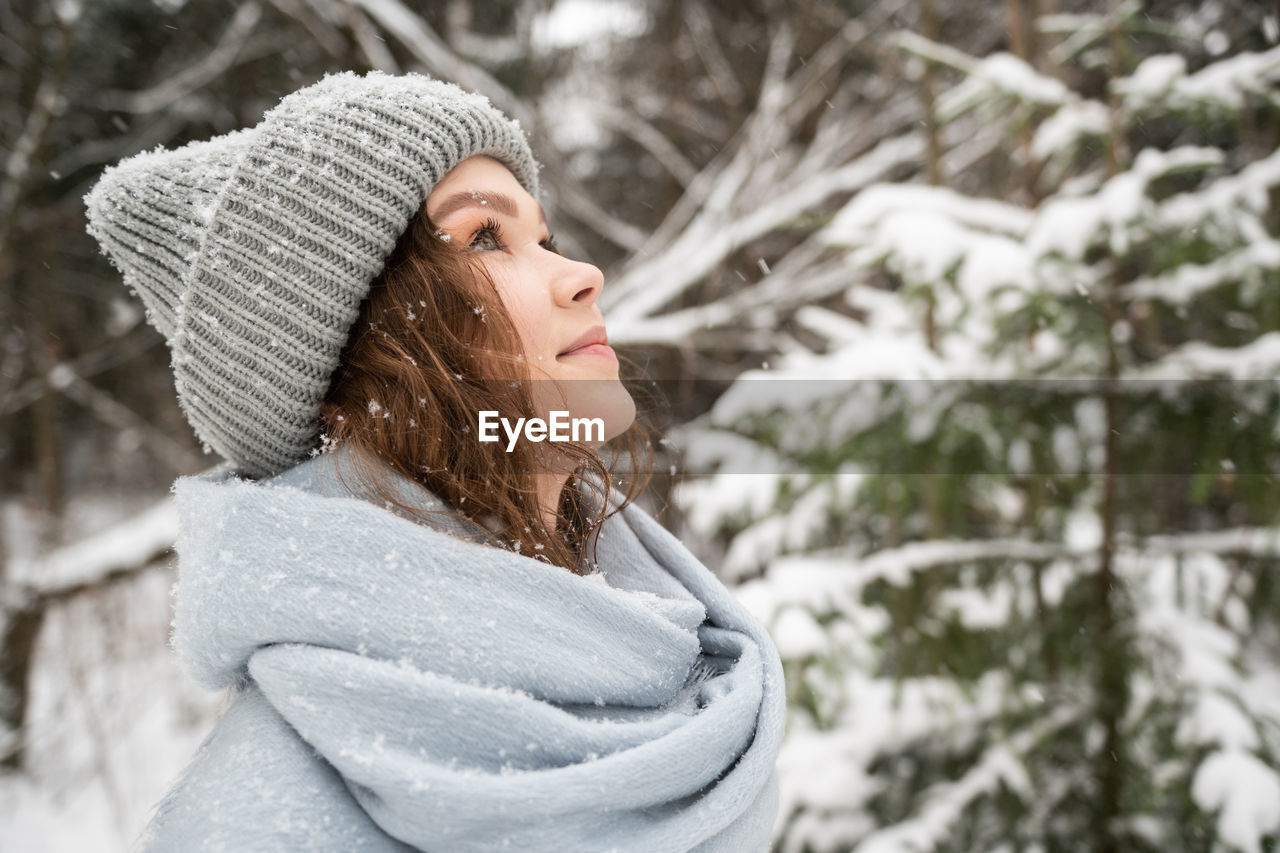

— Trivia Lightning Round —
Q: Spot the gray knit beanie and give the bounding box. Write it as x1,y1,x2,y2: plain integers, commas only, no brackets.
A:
83,70,541,478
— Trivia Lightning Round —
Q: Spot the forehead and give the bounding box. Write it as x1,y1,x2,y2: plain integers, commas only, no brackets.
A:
426,156,530,215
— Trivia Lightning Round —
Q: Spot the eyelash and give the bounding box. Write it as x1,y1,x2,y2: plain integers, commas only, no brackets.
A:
468,217,560,255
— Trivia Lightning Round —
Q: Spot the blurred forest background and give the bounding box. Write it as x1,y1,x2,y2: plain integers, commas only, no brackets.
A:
2,0,1279,850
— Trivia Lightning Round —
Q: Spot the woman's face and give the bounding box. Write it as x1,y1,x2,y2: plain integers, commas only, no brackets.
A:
426,156,636,447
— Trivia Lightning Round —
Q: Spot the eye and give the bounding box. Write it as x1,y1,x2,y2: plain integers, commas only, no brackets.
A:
540,233,560,255
469,218,505,252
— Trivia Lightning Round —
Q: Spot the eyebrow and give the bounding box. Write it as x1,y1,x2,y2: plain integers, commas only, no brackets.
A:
428,190,546,226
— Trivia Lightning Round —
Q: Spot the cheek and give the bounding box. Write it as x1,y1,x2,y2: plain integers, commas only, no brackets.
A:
491,274,551,358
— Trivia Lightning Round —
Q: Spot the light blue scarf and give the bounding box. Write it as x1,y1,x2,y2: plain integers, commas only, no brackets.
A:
136,447,786,852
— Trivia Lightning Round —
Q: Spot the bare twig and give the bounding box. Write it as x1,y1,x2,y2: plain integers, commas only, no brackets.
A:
337,0,400,72
342,0,533,126
46,108,192,178
590,102,698,187
0,0,77,300
1,324,161,417
683,2,744,108
540,169,648,252
266,0,349,59
93,3,268,114
50,367,202,473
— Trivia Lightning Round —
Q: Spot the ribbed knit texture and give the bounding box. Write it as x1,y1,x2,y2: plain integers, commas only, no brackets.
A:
83,70,541,478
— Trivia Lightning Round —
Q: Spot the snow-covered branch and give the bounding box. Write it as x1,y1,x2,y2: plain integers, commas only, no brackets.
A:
5,501,177,595
597,4,1022,350
605,131,925,339
1126,332,1280,380
851,706,1080,853
738,526,1280,629
1120,240,1280,304
1115,46,1280,115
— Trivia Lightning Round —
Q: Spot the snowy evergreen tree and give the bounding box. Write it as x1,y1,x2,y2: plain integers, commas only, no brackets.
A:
674,6,1280,851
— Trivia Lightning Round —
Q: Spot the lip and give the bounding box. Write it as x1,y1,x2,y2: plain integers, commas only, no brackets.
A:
558,343,617,361
557,324,612,359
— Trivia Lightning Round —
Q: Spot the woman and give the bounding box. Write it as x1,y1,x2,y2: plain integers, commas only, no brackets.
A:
84,70,785,853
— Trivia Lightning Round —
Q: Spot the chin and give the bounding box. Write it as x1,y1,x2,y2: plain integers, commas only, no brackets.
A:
534,376,636,444
592,381,638,443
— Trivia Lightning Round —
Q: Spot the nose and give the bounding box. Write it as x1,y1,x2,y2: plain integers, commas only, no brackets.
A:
553,254,605,307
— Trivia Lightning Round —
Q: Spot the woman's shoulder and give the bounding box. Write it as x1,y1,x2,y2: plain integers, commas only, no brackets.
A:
175,445,424,502
174,445,479,535
134,684,414,852
261,445,374,500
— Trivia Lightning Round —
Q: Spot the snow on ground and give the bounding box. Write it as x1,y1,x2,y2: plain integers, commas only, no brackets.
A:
1,497,224,853
1,615,222,853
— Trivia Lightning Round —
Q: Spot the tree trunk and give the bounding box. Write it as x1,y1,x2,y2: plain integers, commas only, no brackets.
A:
0,601,44,770
1093,7,1130,848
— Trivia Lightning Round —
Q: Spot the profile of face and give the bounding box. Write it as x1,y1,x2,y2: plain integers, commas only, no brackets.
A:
425,156,636,450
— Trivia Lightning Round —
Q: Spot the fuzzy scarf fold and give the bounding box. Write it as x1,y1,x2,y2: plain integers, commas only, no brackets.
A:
141,449,786,852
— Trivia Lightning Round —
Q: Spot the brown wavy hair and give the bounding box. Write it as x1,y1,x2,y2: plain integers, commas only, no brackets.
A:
317,199,654,574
